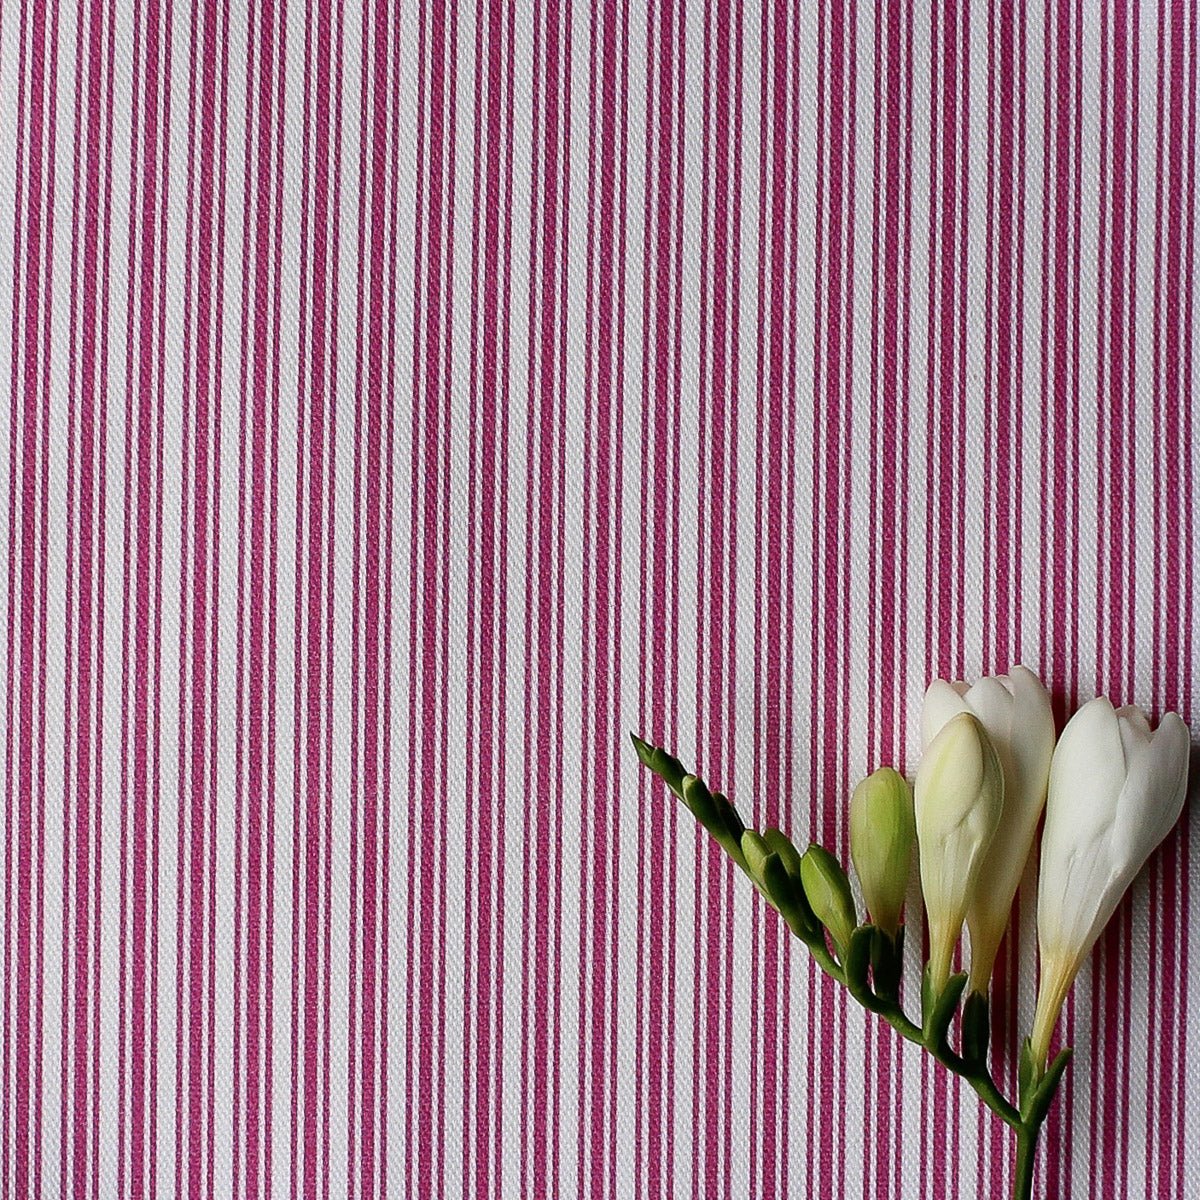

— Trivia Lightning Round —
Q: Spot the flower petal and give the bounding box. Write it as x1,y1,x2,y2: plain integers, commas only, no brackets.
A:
962,675,1016,743
1114,704,1152,770
921,679,971,749
1112,711,1190,876
1038,697,1126,962
1003,670,1055,818
1044,696,1126,831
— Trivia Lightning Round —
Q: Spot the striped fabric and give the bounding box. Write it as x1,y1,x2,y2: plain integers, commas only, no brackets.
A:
1,1,1197,1198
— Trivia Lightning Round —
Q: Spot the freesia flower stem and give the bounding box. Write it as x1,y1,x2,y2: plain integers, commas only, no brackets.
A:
961,1067,1021,1128
1012,1122,1039,1200
805,939,843,982
871,995,1021,1127
828,947,1023,1127
840,953,1045,1195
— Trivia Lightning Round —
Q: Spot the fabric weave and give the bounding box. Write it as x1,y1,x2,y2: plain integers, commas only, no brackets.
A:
0,1,1197,1197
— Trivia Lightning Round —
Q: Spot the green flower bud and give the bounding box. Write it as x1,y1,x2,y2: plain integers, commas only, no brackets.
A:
740,830,774,901
849,766,915,938
799,844,857,956
762,827,805,885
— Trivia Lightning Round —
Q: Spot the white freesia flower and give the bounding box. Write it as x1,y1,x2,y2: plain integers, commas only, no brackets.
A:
921,666,1055,994
1030,698,1190,1074
914,711,1005,993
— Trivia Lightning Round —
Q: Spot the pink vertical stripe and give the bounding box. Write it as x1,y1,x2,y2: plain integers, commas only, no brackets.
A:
288,0,341,1195
576,3,628,1200
462,6,516,1200
749,0,785,1186
8,1,56,1196
522,6,570,1199
232,0,285,1195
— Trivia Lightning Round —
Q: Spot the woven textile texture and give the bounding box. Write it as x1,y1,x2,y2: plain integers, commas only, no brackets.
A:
1,1,1198,1197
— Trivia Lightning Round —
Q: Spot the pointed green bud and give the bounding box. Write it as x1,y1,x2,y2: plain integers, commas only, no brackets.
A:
740,829,767,875
630,733,687,798
762,827,805,885
712,792,746,856
759,829,820,940
681,773,721,833
849,766,915,939
799,845,857,957
759,851,819,941
739,835,777,902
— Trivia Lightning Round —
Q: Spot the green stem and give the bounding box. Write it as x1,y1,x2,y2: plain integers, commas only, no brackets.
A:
864,992,1020,1127
1012,1122,1039,1200
805,938,844,984
965,1068,1021,1128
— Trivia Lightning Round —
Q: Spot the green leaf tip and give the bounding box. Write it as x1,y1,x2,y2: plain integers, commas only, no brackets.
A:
762,828,804,880
1017,1037,1035,1105
755,849,819,942
712,791,745,848
741,830,771,880
740,832,788,912
1020,1044,1073,1124
682,774,720,830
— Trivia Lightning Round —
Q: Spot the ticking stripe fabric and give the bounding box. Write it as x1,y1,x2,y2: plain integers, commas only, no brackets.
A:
1,2,1198,1199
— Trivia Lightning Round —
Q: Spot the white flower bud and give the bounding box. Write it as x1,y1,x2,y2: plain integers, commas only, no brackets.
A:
1030,698,1189,1074
914,711,1004,993
921,666,1055,994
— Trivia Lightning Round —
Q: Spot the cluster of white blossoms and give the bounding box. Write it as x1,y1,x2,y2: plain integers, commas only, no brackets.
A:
634,669,1190,1198
905,668,1190,1078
